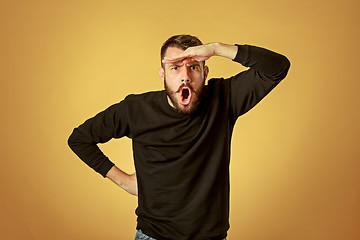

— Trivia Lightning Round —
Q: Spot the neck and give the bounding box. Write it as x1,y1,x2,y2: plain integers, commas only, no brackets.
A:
167,96,175,108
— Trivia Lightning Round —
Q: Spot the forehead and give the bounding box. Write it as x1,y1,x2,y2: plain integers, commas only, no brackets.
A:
165,46,184,58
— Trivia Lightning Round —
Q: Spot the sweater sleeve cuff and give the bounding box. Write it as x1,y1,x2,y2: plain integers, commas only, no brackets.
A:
98,159,115,178
232,44,249,65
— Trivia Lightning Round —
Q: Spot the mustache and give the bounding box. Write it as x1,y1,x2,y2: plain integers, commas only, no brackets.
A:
176,83,195,93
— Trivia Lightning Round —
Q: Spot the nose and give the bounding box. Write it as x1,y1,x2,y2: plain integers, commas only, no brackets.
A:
181,67,191,83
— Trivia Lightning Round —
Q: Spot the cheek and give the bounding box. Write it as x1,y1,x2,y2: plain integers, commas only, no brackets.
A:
192,73,205,85
192,70,204,79
164,74,179,89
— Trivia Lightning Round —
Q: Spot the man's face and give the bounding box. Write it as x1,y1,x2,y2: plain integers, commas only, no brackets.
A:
159,47,209,115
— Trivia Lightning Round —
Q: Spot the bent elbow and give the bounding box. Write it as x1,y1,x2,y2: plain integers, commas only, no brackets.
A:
67,128,85,151
275,56,291,81
67,129,77,150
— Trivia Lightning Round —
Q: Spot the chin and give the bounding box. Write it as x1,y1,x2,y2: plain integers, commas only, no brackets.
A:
177,104,197,115
171,96,202,115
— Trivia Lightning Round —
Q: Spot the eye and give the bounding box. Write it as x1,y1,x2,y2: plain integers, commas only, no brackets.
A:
171,66,179,70
190,65,199,70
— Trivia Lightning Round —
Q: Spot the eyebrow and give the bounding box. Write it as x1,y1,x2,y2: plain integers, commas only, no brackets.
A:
169,63,183,67
186,63,200,67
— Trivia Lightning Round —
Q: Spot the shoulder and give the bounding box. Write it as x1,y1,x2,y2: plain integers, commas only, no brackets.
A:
105,90,163,111
125,90,164,102
124,90,164,101
122,90,165,111
206,77,231,93
207,77,226,86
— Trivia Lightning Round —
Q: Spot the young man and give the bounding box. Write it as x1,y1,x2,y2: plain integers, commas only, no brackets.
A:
68,34,290,240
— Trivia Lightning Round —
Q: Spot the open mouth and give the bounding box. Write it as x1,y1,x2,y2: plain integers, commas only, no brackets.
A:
180,87,191,106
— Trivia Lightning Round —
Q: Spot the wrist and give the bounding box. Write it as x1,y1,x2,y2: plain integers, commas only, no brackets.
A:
107,165,129,188
214,42,238,60
121,174,132,191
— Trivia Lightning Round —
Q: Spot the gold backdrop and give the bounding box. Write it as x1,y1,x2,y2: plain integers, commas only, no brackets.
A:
1,0,359,239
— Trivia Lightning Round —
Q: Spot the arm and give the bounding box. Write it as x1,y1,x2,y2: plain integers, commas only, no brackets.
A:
229,44,290,118
162,42,237,63
106,166,138,196
162,42,290,80
68,100,137,196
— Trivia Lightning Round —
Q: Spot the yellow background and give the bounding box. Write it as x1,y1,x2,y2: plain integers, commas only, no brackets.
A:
1,0,359,239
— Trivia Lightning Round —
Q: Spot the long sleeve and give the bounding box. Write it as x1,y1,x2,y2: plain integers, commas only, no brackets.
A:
68,100,130,177
229,44,290,120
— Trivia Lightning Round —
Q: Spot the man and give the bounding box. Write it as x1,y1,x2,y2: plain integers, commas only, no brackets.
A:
68,34,290,240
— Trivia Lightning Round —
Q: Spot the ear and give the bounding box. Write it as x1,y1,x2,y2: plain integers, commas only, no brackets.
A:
159,67,165,83
203,65,209,81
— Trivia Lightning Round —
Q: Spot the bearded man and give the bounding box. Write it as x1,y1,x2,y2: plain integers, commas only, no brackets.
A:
68,34,290,240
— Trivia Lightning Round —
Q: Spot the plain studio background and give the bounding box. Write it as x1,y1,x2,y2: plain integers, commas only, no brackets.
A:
1,0,359,239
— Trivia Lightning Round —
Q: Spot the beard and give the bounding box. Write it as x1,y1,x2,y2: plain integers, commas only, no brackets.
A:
164,78,205,115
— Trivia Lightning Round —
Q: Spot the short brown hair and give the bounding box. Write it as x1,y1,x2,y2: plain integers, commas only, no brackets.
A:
161,34,203,67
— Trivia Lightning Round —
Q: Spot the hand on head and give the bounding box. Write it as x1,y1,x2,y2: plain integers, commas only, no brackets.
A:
162,44,216,64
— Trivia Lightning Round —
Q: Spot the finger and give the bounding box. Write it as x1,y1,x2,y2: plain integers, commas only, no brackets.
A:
162,50,196,63
163,54,187,62
162,56,186,64
162,57,177,64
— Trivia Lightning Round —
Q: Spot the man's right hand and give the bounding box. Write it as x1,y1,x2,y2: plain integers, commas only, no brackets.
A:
106,166,138,196
125,172,138,196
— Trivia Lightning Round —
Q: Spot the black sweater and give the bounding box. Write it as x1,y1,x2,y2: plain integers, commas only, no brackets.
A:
68,45,290,240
